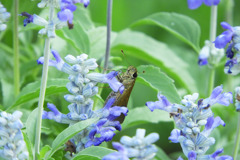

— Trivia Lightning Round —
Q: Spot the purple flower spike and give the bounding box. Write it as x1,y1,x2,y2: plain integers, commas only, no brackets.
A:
20,12,33,27
188,151,197,160
168,129,181,143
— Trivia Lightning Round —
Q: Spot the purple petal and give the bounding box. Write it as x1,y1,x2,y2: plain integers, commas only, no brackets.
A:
57,9,73,24
47,103,60,116
96,119,108,128
188,151,197,160
214,30,234,48
168,129,180,143
146,94,172,112
110,107,128,117
211,148,224,158
177,156,184,160
37,57,44,64
20,12,33,27
221,22,233,31
100,128,116,141
89,128,97,139
203,116,225,136
187,0,203,9
112,142,125,152
210,86,223,99
107,77,124,93
198,57,208,66
104,98,116,110
106,71,118,79
226,43,234,58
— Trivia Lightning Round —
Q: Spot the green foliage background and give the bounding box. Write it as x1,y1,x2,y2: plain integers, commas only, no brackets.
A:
0,0,239,159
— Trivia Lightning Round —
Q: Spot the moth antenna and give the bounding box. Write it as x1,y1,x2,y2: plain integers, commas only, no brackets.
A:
121,50,131,66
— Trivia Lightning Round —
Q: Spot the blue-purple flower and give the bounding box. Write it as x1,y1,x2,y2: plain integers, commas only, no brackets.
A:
214,22,234,49
214,22,240,75
40,51,127,154
146,85,232,159
187,0,220,10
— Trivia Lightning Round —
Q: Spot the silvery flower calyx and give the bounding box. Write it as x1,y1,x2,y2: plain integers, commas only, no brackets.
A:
146,85,233,159
0,111,29,160
102,128,159,160
38,51,127,154
0,2,10,31
198,40,224,66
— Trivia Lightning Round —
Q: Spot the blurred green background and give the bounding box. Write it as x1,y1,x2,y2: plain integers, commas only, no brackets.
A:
0,0,239,159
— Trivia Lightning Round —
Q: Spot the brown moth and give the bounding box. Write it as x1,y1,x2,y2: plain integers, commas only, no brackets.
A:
104,66,138,123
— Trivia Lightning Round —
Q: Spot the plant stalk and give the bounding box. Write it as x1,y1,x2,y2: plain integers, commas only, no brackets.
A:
13,0,20,96
34,3,55,158
103,0,113,73
208,5,218,96
233,113,240,159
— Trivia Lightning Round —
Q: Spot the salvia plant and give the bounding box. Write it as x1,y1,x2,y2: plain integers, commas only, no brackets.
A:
146,85,233,160
0,0,240,160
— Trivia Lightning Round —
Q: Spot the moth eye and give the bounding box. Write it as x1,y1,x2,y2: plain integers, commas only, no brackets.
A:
133,72,137,78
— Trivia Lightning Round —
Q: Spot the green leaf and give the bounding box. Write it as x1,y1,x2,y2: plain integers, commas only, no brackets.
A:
7,79,68,111
56,22,90,54
45,118,98,159
153,146,172,160
74,4,95,31
40,145,51,159
132,12,200,52
111,29,198,93
87,26,117,60
122,106,172,129
72,146,115,160
22,132,34,160
26,108,38,148
137,65,181,103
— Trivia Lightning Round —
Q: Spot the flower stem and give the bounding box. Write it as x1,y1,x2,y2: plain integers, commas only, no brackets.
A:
103,0,113,73
34,38,50,158
226,0,234,25
13,0,19,96
208,5,218,96
34,4,55,158
233,113,240,159
94,0,113,110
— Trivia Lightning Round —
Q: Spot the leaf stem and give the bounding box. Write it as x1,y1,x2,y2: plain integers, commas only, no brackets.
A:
34,4,55,158
233,113,240,159
207,5,218,96
13,0,20,96
103,0,113,73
